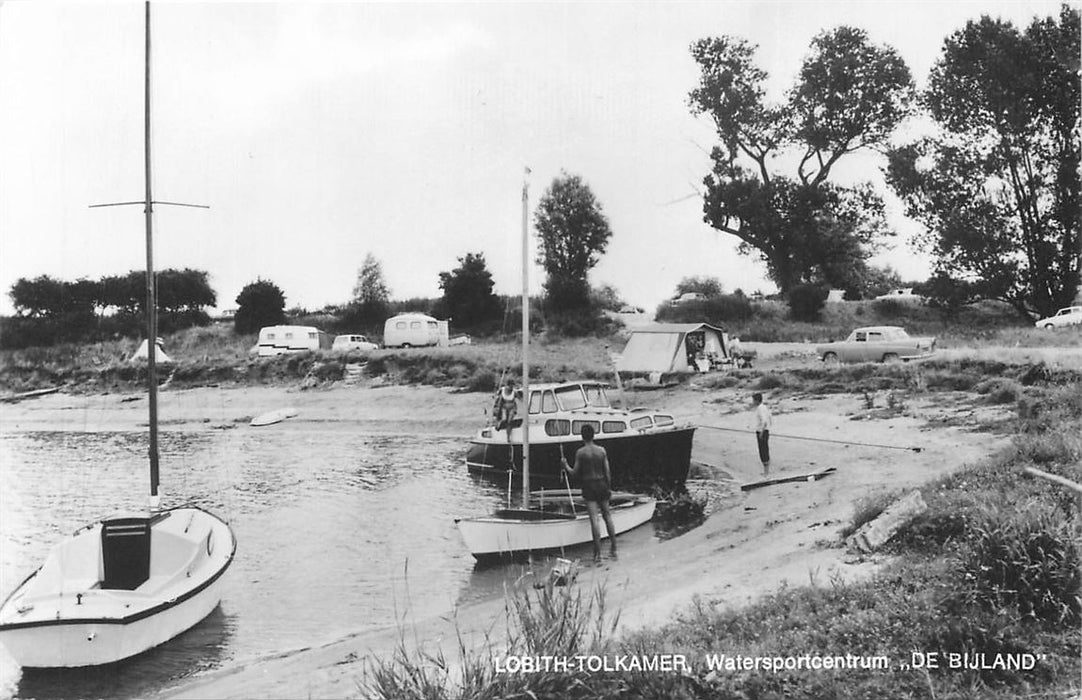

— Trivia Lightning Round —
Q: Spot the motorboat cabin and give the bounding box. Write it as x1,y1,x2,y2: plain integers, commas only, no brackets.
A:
466,380,694,490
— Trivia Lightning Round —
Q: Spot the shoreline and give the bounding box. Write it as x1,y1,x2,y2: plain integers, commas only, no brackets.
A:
0,380,1014,698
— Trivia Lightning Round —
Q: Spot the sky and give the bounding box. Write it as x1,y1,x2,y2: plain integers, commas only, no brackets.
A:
0,1,1069,317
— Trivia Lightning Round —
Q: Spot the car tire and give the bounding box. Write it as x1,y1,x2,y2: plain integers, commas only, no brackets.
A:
882,353,900,363
823,352,839,366
1044,323,1055,329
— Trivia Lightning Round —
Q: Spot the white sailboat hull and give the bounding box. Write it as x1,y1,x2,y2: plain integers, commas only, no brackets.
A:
456,497,656,560
0,507,235,668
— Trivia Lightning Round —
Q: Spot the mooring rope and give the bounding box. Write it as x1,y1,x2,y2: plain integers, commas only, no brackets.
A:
696,424,924,452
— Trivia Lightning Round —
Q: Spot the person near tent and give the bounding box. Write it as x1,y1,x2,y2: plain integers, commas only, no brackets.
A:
492,379,520,442
561,424,618,562
751,392,772,476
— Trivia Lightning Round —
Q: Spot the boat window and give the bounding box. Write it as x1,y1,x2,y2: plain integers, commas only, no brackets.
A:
602,421,626,434
545,419,570,436
308,332,316,339
528,391,542,414
542,391,558,413
630,416,653,430
266,332,276,340
554,385,587,411
427,321,438,329
410,321,421,329
571,420,600,435
584,385,609,407
653,415,674,426
396,321,407,329
285,332,294,339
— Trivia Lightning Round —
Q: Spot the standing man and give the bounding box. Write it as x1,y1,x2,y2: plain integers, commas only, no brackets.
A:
752,392,772,476
561,424,617,562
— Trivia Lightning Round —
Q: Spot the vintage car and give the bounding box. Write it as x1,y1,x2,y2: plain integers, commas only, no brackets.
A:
331,334,379,352
1034,306,1082,329
816,326,936,364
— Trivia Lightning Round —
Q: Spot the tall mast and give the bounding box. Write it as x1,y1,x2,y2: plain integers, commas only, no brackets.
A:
520,173,530,505
144,0,160,503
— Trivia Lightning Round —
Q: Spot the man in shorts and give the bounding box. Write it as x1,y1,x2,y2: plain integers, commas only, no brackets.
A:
561,424,618,562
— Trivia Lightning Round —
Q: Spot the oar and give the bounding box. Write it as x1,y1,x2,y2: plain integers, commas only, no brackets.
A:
561,446,577,515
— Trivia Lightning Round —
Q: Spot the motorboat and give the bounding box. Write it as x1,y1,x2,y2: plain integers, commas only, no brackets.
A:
466,380,695,490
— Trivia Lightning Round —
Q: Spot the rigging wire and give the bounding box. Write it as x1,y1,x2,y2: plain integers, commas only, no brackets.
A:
696,424,924,452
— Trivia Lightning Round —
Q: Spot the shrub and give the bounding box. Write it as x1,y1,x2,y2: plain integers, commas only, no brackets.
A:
963,506,1081,625
755,374,785,390
702,294,754,323
787,284,828,321
872,298,905,318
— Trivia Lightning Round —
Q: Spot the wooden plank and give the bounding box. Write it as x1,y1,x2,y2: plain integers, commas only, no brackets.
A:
740,467,836,491
0,387,60,403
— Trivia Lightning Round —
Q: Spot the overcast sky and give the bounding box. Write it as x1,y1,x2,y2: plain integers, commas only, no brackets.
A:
0,1,1066,316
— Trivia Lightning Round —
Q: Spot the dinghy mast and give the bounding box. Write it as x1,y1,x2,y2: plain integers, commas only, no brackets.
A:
88,1,210,510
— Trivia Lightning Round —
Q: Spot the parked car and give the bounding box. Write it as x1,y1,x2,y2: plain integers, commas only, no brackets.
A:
670,292,706,306
332,334,378,352
1034,306,1082,329
816,326,936,364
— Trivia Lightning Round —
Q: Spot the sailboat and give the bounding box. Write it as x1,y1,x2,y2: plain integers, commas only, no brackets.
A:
455,174,656,561
0,3,236,668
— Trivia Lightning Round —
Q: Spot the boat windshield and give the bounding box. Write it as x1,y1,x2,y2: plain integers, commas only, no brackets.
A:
554,385,587,411
584,384,609,407
553,383,609,411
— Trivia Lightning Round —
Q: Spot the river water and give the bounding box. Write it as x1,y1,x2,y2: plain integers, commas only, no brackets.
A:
0,421,674,699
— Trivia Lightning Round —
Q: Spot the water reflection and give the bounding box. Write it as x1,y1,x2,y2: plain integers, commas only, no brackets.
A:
0,425,703,700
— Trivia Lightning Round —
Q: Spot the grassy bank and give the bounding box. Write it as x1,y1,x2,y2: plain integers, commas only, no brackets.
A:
0,326,622,395
361,367,1082,699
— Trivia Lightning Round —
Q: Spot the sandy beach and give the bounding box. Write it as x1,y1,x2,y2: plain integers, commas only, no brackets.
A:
0,376,1013,699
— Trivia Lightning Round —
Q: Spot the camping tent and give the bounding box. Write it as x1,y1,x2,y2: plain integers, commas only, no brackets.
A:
129,338,174,364
616,323,728,374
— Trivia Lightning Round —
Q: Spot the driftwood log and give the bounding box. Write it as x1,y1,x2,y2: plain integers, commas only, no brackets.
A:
847,489,927,553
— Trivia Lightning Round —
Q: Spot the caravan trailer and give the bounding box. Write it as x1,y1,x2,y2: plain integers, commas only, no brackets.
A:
256,325,332,357
383,313,449,348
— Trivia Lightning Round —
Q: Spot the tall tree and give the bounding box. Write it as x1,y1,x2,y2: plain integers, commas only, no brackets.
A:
352,253,390,306
235,278,286,334
437,252,500,329
886,7,1081,319
689,27,913,293
346,252,391,328
534,172,612,310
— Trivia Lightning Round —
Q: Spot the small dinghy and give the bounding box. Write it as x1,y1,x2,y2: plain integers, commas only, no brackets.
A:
250,407,299,427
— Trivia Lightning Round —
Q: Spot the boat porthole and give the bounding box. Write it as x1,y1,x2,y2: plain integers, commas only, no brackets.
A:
206,531,214,556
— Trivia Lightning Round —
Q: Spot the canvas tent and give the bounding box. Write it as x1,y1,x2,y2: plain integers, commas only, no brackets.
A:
617,323,728,374
129,338,174,364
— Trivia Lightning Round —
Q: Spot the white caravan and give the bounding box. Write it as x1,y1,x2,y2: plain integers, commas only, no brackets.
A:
382,313,449,348
256,325,332,356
